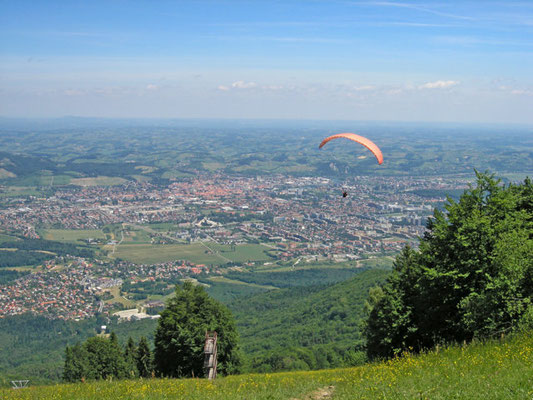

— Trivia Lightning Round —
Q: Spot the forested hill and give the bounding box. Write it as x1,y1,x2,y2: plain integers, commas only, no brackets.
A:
228,268,389,372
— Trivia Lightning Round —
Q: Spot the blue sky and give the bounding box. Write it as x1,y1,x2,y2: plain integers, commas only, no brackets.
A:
1,0,532,123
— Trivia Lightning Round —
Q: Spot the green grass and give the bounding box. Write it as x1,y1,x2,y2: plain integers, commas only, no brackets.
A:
0,234,19,243
0,187,41,198
69,176,128,186
112,243,273,265
40,229,106,243
112,243,226,265
121,229,152,244
2,331,531,399
208,244,274,263
104,286,136,308
359,256,394,270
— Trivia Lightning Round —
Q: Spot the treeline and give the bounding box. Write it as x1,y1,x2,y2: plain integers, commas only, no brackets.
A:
64,161,138,178
121,280,175,298
223,267,368,289
411,188,465,200
63,334,152,381
0,239,94,259
0,250,53,268
0,151,57,178
365,173,533,359
0,269,30,284
249,344,366,372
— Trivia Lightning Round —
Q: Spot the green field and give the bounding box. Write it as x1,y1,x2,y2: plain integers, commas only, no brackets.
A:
104,286,136,308
0,187,41,198
112,243,273,265
359,256,394,270
40,229,105,243
2,331,530,399
0,234,19,243
208,243,275,263
121,229,152,244
69,176,128,186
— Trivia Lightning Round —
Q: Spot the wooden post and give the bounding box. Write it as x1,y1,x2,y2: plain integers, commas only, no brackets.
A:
204,331,218,380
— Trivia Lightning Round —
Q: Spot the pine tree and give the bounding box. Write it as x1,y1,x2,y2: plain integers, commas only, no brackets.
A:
124,336,139,378
63,343,90,382
136,336,153,378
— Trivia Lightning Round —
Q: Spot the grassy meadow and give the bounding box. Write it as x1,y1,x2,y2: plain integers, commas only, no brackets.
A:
40,229,106,243
69,177,128,186
2,331,531,399
112,243,272,265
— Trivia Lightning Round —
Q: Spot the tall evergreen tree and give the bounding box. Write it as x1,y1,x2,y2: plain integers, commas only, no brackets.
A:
136,336,153,378
63,343,90,382
124,336,139,378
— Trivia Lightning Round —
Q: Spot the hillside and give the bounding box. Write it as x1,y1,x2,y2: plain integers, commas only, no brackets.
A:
228,269,390,371
0,269,387,384
2,330,530,399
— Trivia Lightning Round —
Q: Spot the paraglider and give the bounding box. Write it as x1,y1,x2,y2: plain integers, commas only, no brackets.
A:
319,133,383,165
319,133,383,197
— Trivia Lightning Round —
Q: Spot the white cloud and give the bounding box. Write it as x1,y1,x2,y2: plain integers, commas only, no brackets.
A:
511,89,533,95
231,80,257,89
419,80,459,89
352,85,375,91
217,85,230,91
146,84,158,90
261,85,284,91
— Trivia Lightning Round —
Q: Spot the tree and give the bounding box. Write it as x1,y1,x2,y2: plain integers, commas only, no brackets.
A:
85,334,128,380
63,334,129,382
136,336,153,378
63,343,90,382
154,281,241,377
124,337,138,378
364,172,533,359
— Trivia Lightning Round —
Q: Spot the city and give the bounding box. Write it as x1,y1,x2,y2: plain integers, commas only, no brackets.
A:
0,172,470,320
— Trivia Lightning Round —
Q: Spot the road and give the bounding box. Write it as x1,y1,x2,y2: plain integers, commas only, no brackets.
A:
112,229,124,254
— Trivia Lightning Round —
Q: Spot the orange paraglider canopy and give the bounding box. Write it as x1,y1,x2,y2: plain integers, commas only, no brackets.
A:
319,133,383,165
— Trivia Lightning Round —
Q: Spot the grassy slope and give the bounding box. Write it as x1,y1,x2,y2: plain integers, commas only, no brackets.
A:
2,331,531,399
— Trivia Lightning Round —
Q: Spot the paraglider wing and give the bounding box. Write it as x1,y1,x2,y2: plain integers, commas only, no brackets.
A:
319,133,383,165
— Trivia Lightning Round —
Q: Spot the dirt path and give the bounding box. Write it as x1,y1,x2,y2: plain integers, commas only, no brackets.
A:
292,385,335,400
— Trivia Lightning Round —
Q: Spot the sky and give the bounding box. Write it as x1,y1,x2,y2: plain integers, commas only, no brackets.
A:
1,0,532,123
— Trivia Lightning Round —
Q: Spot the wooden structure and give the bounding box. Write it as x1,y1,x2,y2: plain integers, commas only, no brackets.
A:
203,331,218,380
